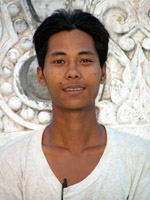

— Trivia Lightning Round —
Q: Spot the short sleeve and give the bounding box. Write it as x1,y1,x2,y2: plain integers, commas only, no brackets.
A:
0,148,23,200
129,147,150,200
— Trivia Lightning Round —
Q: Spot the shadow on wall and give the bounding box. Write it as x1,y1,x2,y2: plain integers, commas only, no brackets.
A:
20,56,51,101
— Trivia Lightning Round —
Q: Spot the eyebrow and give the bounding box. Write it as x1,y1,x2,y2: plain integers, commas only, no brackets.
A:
78,51,96,56
50,52,66,56
49,51,96,57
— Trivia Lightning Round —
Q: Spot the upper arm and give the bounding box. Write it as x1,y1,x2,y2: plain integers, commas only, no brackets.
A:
0,150,23,200
129,151,150,200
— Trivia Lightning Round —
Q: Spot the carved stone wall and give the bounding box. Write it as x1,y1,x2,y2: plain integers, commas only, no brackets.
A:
0,0,150,143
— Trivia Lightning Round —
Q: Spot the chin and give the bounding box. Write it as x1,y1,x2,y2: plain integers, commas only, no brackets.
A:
52,99,95,111
62,102,95,111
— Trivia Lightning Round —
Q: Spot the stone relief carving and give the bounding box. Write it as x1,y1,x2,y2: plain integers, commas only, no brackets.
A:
0,0,150,140
93,0,150,128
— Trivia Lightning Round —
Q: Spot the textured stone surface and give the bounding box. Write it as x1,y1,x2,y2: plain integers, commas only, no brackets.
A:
0,0,150,143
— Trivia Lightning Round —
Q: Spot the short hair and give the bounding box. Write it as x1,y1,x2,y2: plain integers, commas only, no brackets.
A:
33,9,110,71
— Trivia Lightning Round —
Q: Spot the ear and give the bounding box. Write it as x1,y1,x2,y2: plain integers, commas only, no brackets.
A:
100,63,106,84
37,66,47,86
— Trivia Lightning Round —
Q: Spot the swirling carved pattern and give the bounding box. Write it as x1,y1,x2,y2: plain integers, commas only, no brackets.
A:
93,0,150,126
0,0,52,133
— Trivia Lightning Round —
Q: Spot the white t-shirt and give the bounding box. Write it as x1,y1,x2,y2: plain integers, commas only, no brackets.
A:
0,127,150,200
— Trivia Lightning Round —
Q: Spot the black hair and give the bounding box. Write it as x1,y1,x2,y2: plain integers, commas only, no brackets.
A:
33,9,109,70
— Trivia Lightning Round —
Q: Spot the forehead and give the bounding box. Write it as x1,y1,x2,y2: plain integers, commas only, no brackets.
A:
46,29,98,55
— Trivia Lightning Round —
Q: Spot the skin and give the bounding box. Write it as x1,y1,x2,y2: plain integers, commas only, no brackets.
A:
37,29,107,186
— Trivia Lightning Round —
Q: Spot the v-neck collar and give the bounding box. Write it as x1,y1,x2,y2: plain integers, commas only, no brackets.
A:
35,126,113,196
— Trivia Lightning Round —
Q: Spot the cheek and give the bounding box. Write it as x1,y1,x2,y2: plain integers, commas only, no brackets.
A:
90,69,101,83
88,72,101,97
43,68,63,91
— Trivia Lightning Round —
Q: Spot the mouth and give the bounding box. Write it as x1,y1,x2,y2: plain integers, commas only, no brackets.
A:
63,87,85,91
62,85,86,95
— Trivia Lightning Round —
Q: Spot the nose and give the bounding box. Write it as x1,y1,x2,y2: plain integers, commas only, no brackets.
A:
65,63,81,79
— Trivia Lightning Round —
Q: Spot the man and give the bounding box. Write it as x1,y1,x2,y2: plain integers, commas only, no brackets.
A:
0,9,150,200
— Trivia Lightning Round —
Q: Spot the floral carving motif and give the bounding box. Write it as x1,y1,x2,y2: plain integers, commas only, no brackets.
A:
93,0,150,126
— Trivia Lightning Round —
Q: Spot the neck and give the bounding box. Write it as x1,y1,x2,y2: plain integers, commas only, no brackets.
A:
43,104,105,152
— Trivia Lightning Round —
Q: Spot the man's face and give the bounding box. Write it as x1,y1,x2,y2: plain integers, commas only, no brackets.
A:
37,29,106,110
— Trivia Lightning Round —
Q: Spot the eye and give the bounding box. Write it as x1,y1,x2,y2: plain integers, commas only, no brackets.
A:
81,59,93,63
53,60,65,64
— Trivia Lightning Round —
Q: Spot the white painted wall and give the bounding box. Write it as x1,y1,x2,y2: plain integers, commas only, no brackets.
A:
0,0,150,144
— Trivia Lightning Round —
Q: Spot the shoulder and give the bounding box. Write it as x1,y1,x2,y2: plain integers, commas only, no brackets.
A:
105,126,150,180
0,128,45,159
106,126,150,158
